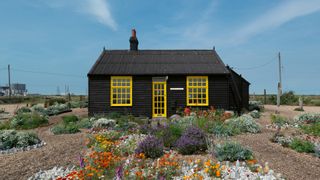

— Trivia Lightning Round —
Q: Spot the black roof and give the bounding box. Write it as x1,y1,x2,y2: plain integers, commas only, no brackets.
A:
88,49,230,76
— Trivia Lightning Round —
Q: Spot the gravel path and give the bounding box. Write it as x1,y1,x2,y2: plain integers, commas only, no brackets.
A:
0,108,88,180
231,105,320,180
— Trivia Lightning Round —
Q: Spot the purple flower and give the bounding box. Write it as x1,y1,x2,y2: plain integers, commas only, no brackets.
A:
79,154,84,169
116,164,123,180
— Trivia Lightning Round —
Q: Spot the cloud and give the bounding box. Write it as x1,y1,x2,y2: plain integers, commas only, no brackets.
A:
230,0,320,44
81,0,117,30
40,0,117,30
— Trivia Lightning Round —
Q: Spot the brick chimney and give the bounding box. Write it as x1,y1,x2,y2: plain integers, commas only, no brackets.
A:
129,29,139,51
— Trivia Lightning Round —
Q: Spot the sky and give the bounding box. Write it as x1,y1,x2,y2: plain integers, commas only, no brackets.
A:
0,0,320,95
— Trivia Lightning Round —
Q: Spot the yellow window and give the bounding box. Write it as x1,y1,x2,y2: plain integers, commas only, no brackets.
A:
186,76,208,106
110,76,132,106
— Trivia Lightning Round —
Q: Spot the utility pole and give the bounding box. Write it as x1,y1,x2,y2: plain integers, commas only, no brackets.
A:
8,64,11,98
277,52,282,109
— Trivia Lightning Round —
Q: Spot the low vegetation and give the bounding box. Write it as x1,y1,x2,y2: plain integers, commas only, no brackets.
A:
0,130,41,150
10,112,48,130
214,141,254,162
289,138,315,153
51,115,80,135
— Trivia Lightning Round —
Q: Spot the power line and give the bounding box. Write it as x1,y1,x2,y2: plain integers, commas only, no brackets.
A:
233,56,276,70
11,68,85,78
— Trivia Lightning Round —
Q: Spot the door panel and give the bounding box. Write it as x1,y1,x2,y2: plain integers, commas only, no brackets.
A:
152,81,167,118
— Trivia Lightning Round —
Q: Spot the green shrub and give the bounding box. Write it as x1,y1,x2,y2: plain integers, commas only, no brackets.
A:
294,107,304,112
16,107,31,114
51,123,80,135
10,112,48,129
270,133,292,147
311,99,320,106
192,117,209,131
300,123,320,136
62,115,79,124
294,113,320,124
214,141,253,162
46,103,70,115
31,105,47,115
281,91,298,105
248,101,263,111
48,98,66,106
0,121,11,130
227,115,261,134
77,118,93,129
314,144,320,158
0,130,41,150
271,114,288,127
289,138,315,153
154,123,183,148
107,112,122,119
209,121,241,137
249,110,260,118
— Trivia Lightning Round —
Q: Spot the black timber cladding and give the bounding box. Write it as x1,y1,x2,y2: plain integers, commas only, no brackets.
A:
88,49,250,117
89,75,231,117
88,50,230,76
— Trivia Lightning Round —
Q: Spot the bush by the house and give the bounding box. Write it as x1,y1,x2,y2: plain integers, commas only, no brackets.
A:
209,121,241,137
10,112,48,129
175,126,207,155
227,115,261,134
153,123,183,148
214,141,253,162
92,118,116,129
248,101,263,111
0,130,41,150
135,135,164,159
77,118,94,129
249,110,260,119
289,138,315,153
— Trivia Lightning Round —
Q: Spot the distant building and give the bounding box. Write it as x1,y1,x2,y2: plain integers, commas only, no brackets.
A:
0,83,27,96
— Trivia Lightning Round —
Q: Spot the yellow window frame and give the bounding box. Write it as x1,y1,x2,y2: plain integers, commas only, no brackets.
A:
186,76,209,106
110,76,132,106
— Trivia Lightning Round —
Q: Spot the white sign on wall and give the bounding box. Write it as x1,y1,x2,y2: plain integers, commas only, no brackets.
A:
170,88,184,90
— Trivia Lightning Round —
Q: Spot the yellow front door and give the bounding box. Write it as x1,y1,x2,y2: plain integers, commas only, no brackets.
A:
152,81,167,118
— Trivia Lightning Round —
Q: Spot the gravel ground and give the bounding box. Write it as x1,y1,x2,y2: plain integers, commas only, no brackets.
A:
0,108,88,180
231,105,320,180
1,105,319,180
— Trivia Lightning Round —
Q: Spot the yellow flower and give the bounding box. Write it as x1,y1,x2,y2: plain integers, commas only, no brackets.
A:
204,168,209,173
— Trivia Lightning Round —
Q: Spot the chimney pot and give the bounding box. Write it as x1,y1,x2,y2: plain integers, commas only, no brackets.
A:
129,29,139,51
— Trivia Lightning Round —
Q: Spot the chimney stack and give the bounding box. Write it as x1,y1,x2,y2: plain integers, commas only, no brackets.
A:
129,29,139,51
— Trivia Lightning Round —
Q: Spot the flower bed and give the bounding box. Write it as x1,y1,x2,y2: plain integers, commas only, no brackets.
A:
0,130,45,154
269,114,320,157
44,123,283,179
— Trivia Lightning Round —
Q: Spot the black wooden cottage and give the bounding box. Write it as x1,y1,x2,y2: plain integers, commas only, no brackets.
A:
88,30,249,118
